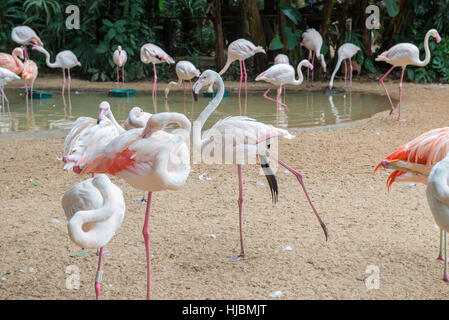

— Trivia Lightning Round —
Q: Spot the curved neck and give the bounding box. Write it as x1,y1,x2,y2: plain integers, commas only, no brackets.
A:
294,61,309,85
39,47,59,68
12,50,23,70
129,111,146,129
329,56,344,89
107,111,125,133
416,31,432,67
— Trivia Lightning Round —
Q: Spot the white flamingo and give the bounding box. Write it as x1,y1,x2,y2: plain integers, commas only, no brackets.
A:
123,106,152,130
375,29,441,122
301,28,327,86
274,54,289,65
62,174,125,299
11,26,43,60
164,60,200,100
329,43,360,90
113,45,127,88
0,67,21,113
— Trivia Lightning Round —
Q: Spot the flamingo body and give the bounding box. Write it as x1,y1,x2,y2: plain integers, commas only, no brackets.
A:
22,60,38,93
124,107,152,130
0,67,21,111
274,54,289,65
329,43,360,89
11,26,43,47
0,48,24,75
301,28,327,84
113,46,127,67
165,60,200,99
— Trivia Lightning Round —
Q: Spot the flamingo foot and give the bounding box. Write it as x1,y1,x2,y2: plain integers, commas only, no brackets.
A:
229,254,244,262
137,198,148,205
397,118,407,122
438,255,445,261
389,108,394,116
444,273,449,282
96,248,110,256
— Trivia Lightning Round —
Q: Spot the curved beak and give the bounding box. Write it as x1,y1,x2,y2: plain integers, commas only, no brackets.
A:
437,34,442,43
97,108,107,124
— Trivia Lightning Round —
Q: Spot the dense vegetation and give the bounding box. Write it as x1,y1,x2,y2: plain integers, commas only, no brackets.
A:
0,0,448,83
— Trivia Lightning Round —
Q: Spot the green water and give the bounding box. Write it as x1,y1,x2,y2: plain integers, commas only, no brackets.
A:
0,89,390,133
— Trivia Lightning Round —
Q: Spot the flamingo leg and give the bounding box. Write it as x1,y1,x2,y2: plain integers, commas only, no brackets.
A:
397,67,406,122
23,46,29,61
379,65,395,116
344,60,347,88
1,88,10,114
349,58,353,90
142,191,152,299
242,60,248,100
31,80,34,99
444,231,449,282
183,80,186,102
122,65,125,86
271,155,329,241
95,247,104,300
307,51,311,87
238,60,243,101
283,85,286,104
263,86,289,111
230,165,245,261
116,66,119,88
189,80,194,102
68,68,71,95
152,63,158,101
439,229,444,261
311,51,315,85
62,68,66,96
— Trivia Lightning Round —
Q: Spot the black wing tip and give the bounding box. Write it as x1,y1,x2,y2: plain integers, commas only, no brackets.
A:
265,173,278,204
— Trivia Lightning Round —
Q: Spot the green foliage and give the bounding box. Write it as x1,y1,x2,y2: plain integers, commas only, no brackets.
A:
383,0,399,17
279,3,302,25
268,35,284,51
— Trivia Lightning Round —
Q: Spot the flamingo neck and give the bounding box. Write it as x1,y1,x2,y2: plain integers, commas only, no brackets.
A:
416,31,432,67
39,47,59,69
329,56,344,89
106,111,125,133
12,50,24,71
294,60,309,85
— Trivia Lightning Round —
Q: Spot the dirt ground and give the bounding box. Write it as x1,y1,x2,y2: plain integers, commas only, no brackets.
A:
1,75,449,300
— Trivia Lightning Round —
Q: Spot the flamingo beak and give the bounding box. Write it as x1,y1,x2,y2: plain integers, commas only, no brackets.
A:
381,160,390,169
97,108,107,124
437,35,442,43
194,93,198,101
142,127,152,139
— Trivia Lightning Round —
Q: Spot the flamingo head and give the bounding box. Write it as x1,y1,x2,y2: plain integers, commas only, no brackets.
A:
318,54,327,73
192,69,216,101
14,47,24,60
255,46,266,54
430,29,442,43
31,37,43,47
117,45,122,51
97,101,111,124
92,174,111,189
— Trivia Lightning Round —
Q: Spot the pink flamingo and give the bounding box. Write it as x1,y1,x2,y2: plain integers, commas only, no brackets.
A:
274,54,290,101
74,112,191,300
113,45,127,88
0,67,21,113
32,45,81,95
375,29,441,122
301,28,327,86
164,60,200,101
329,43,360,90
123,106,152,130
22,59,38,98
62,174,125,299
374,127,449,262
140,43,175,100
256,59,313,112
193,70,328,261
0,47,24,75
207,38,266,99
11,26,43,60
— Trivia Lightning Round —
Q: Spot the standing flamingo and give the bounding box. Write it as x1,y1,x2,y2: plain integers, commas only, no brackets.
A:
0,67,21,113
113,45,127,88
301,28,327,86
123,107,152,130
207,39,266,99
329,43,360,90
22,60,38,98
140,43,175,100
274,54,290,102
255,59,313,112
193,70,328,261
11,26,43,60
31,45,81,95
0,48,24,75
164,60,200,101
73,112,191,300
375,29,441,122
374,127,449,261
62,174,125,299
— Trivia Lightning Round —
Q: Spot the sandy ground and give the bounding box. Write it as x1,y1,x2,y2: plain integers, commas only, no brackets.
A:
1,75,449,300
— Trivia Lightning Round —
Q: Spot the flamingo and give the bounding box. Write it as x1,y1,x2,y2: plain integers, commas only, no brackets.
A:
207,39,266,99
62,174,125,299
193,70,328,261
123,107,152,130
164,60,200,101
329,43,361,90
63,101,125,171
300,28,327,86
113,45,127,88
274,54,290,101
31,45,81,95
374,127,449,261
375,29,441,122
255,59,313,112
0,47,24,75
140,43,175,100
11,26,43,60
22,60,38,98
0,67,21,113
73,112,191,300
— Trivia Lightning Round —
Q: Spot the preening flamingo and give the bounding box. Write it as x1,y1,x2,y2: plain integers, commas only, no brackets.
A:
63,101,125,171
74,112,191,300
62,174,125,299
374,127,449,261
11,26,43,60
0,47,24,75
0,67,21,112
256,59,313,112
329,43,360,90
301,28,327,86
207,38,266,99
113,45,127,88
22,60,38,97
140,43,175,100
193,70,328,261
32,45,81,95
164,60,200,100
123,106,152,130
375,29,441,122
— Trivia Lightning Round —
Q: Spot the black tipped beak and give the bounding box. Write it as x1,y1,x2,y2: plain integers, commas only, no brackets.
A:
97,118,101,124
194,93,198,101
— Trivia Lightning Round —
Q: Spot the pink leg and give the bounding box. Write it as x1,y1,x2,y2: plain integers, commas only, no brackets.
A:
311,52,315,85
1,88,10,114
276,85,282,112
68,68,71,95
344,60,347,88
238,60,243,101
283,85,286,104
243,60,248,100
142,192,152,300
183,80,186,102
349,58,353,90
379,66,395,116
263,86,289,111
271,155,329,241
307,51,311,86
116,67,119,88
230,165,245,261
62,69,66,96
152,63,158,101
189,80,194,101
95,247,104,300
397,67,406,122
23,47,29,61
122,65,125,86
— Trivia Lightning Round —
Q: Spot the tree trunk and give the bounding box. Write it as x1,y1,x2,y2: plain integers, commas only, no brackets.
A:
212,0,225,70
243,0,268,74
319,0,334,41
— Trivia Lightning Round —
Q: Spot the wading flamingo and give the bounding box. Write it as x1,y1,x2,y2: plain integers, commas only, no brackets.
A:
113,45,127,88
63,101,125,171
11,26,43,60
193,70,328,261
255,59,313,112
62,174,125,299
140,43,175,100
74,112,191,300
329,43,360,90
374,127,449,261
207,39,266,99
274,54,290,101
32,45,81,95
123,106,152,130
22,60,38,97
0,67,21,113
375,29,441,122
164,60,200,101
0,47,24,75
301,28,327,86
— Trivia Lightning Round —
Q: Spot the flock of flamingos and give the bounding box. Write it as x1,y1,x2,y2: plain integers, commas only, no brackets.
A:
2,25,449,299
